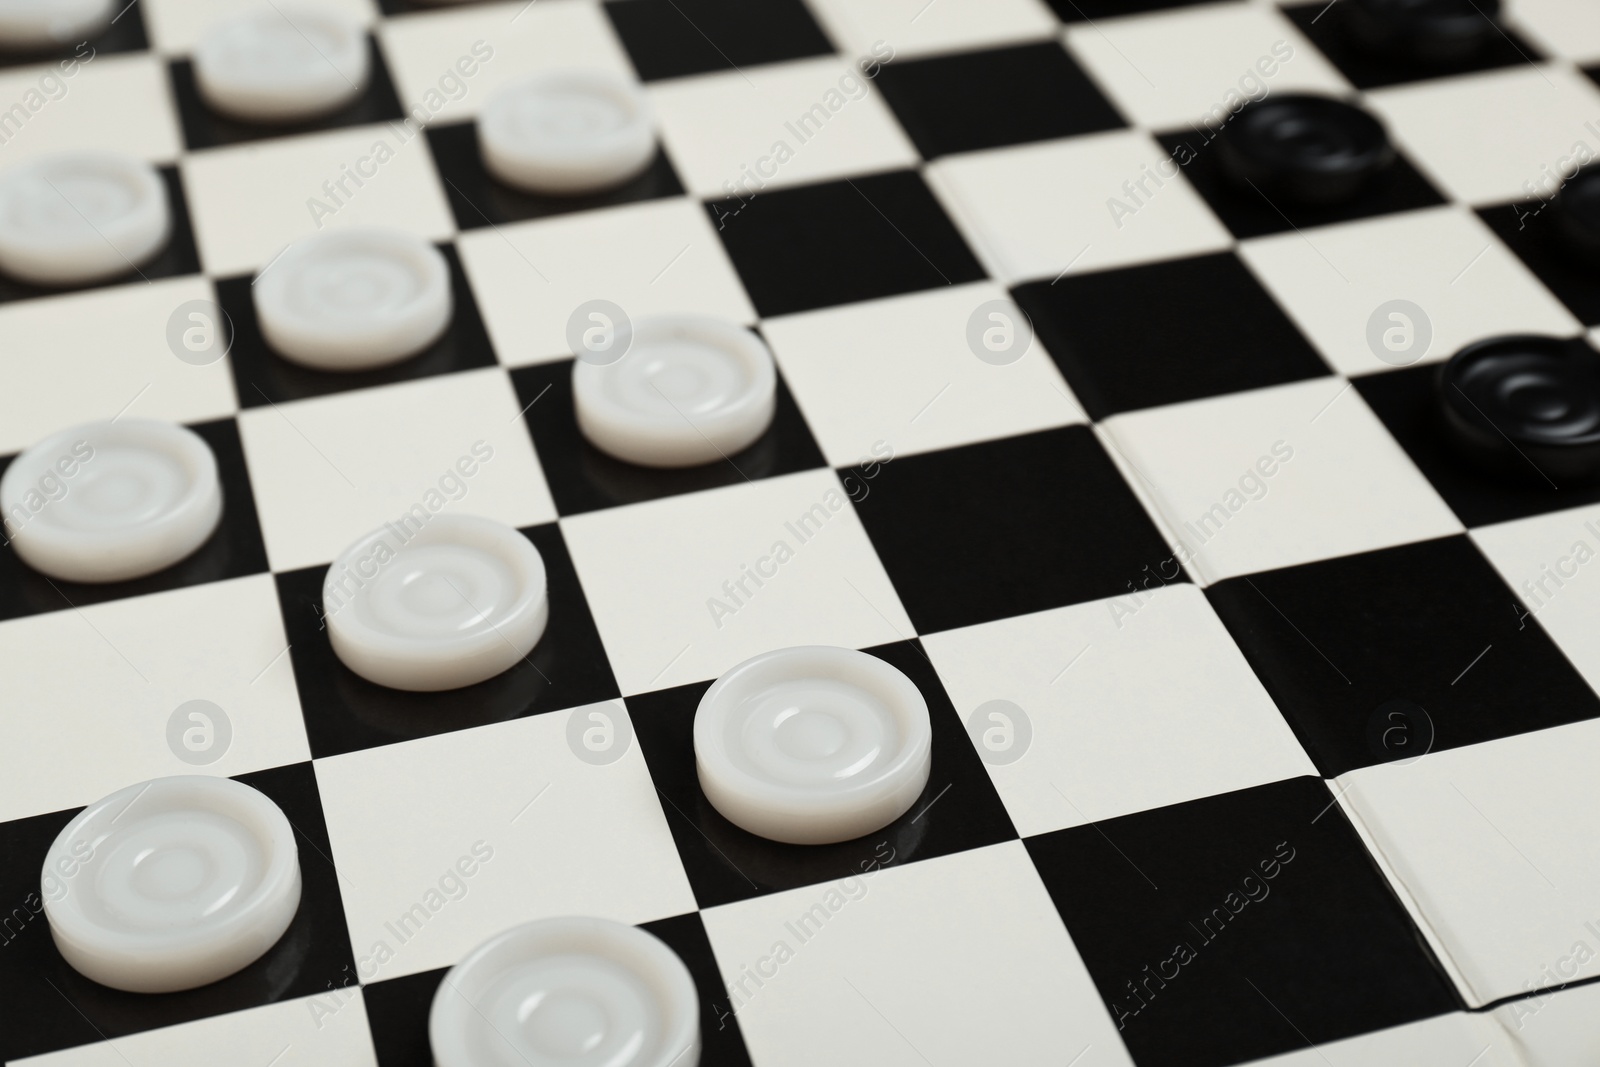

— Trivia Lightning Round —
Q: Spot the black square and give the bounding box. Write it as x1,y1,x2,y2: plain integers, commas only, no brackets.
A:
364,913,755,1067
425,122,685,230
1152,128,1446,240
1478,201,1600,327
277,523,620,759
0,167,202,307
219,243,498,408
509,358,827,517
710,170,985,317
1044,0,1218,20
603,0,835,82
849,426,1184,634
1025,776,1459,1067
0,13,145,72
1355,362,1600,526
1284,2,1544,91
1013,252,1331,419
0,762,356,1063
1206,536,1600,777
630,639,1016,910
0,419,269,623
872,43,1125,159
169,38,406,151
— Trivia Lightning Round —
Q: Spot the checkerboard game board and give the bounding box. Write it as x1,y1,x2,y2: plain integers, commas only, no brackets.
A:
5,0,1600,1063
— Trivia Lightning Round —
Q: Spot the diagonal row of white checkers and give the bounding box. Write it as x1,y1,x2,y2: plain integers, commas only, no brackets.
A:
6,0,1600,1065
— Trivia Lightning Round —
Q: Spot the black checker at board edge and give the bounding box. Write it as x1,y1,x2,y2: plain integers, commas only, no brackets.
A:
1343,0,1504,66
1214,94,1395,206
1284,0,1539,91
1436,334,1600,487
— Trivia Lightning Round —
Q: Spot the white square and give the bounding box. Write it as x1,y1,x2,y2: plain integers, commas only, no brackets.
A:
11,992,378,1067
1242,1012,1517,1067
1102,377,1463,584
457,197,756,368
1493,977,1600,1066
927,131,1232,284
761,282,1084,467
314,702,696,983
1063,3,1347,130
806,0,1059,61
0,53,181,163
181,123,455,276
1507,0,1600,65
560,470,913,695
700,842,1134,1067
141,0,380,54
377,0,634,125
236,367,555,572
648,57,919,200
0,277,237,456
923,584,1314,838
1471,502,1600,695
1366,65,1600,205
0,575,308,824
1337,717,1600,1006
1239,205,1582,376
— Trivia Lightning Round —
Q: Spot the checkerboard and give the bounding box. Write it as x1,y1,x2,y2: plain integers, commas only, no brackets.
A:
4,0,1600,1063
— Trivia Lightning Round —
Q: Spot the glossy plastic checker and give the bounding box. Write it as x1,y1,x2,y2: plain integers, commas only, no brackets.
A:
2,0,1600,1065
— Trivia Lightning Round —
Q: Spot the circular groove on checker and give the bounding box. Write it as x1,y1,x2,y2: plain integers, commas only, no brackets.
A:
478,70,658,196
253,227,453,371
194,7,370,124
0,0,113,50
1215,94,1395,206
430,916,701,1067
1437,334,1600,485
324,514,549,692
572,315,777,468
0,419,223,584
695,646,934,845
42,775,302,993
0,151,171,286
